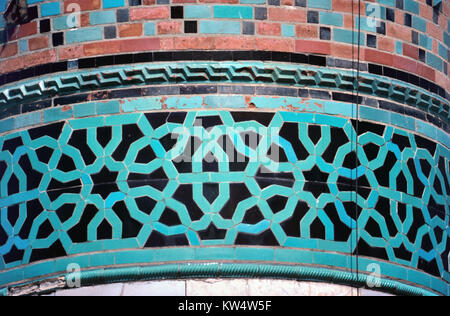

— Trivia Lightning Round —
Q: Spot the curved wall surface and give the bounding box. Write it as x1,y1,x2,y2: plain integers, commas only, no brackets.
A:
0,0,448,296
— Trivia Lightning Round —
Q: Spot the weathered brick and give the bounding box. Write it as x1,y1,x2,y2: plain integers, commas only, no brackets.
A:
173,37,215,50
268,7,306,23
332,0,363,13
64,0,101,13
59,45,84,60
402,43,418,60
386,22,411,42
0,57,24,73
29,36,49,51
393,55,417,73
157,21,182,35
295,24,318,38
419,2,433,21
130,7,170,21
257,22,281,36
427,23,443,42
0,43,18,58
296,39,330,55
119,38,160,52
377,37,395,53
364,48,393,67
160,37,175,50
215,37,256,50
119,23,143,37
199,0,239,3
331,42,360,59
257,38,294,52
10,21,37,40
343,14,353,28
23,49,57,68
81,13,91,27
84,41,121,56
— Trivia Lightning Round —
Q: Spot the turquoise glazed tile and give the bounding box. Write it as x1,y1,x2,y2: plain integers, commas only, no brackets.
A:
196,247,235,260
0,102,448,296
235,247,275,261
115,250,154,265
154,248,196,262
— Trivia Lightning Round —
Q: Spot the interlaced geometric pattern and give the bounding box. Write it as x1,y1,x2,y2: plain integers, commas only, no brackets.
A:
0,111,448,279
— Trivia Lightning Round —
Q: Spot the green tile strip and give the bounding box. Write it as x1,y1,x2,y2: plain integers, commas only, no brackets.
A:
68,263,436,296
0,248,447,296
2,100,448,149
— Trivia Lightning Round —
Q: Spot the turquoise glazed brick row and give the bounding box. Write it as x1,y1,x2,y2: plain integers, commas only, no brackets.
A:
0,62,447,123
0,95,448,149
0,248,446,295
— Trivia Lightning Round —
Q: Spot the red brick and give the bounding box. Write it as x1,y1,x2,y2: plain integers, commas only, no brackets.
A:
257,23,281,36
432,40,438,55
296,40,331,55
0,57,24,73
119,23,143,37
332,0,364,13
402,43,418,60
295,25,318,38
438,14,446,31
343,14,353,28
268,7,306,23
173,37,215,50
120,38,160,52
417,63,435,82
172,0,196,2
23,49,57,68
331,42,361,59
378,37,395,53
161,38,175,50
198,0,239,3
257,38,294,52
84,41,121,56
427,23,443,42
281,0,294,6
157,21,182,35
393,55,417,73
64,0,101,13
81,13,90,27
386,23,411,42
10,21,37,40
364,48,393,66
215,37,256,50
435,71,449,92
0,43,18,59
395,10,404,25
143,0,155,3
419,3,433,21
59,45,84,60
130,7,170,21
29,36,49,51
